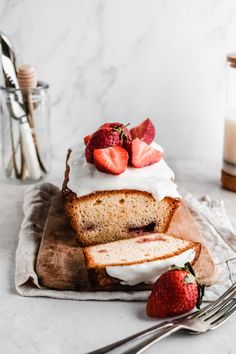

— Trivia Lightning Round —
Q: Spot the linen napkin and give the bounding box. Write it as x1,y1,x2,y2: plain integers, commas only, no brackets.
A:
15,183,236,301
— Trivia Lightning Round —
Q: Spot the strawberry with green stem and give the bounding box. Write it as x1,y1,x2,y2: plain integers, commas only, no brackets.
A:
85,122,131,163
146,262,205,318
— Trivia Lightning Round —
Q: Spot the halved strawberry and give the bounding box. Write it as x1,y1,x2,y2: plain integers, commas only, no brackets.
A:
84,134,92,145
93,146,128,175
130,118,155,145
130,138,162,168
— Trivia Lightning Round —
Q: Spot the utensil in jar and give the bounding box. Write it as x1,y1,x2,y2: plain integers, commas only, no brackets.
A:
0,32,42,180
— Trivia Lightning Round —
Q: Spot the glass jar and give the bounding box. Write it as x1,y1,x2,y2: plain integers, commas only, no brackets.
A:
222,54,236,192
0,81,51,183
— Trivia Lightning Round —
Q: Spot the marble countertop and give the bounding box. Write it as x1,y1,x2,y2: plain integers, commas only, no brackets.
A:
1,159,236,354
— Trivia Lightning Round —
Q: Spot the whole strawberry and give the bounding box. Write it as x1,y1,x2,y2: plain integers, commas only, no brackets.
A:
85,123,131,163
98,122,129,131
146,263,205,318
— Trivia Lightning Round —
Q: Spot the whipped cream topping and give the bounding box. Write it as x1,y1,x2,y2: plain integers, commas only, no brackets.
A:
67,142,181,201
106,248,196,286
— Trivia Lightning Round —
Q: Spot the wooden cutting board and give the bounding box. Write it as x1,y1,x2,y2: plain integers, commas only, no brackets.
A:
36,193,218,291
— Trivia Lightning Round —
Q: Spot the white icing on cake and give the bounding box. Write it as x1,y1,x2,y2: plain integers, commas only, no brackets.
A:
106,248,195,286
67,142,181,201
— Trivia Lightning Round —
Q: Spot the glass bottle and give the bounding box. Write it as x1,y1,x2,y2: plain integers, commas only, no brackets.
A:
0,81,51,183
222,54,236,192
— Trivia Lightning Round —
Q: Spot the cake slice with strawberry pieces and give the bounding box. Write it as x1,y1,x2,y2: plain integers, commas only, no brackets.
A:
62,118,181,246
83,234,201,288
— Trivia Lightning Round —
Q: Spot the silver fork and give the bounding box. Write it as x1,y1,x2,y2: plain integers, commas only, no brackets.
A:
87,282,236,354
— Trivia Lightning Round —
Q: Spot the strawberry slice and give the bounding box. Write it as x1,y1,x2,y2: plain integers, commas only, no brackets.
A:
93,146,128,175
130,118,156,145
84,135,92,145
131,138,161,168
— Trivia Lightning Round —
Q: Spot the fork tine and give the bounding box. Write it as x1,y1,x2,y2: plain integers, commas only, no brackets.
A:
169,282,236,324
204,298,236,323
209,302,236,329
198,282,236,317
201,293,236,321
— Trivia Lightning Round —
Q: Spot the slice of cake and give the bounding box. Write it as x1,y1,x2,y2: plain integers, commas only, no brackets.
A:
62,119,181,246
83,233,201,287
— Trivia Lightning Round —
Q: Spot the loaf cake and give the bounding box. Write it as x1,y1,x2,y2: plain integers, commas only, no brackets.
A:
63,119,181,246
83,233,201,287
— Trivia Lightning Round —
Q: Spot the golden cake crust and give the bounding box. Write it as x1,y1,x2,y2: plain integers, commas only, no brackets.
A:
84,238,201,269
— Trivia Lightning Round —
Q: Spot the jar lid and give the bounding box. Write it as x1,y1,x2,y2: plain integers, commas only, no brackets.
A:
227,53,236,68
221,170,236,192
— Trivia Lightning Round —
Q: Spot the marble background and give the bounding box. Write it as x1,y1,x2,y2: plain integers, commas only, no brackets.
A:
1,0,236,161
